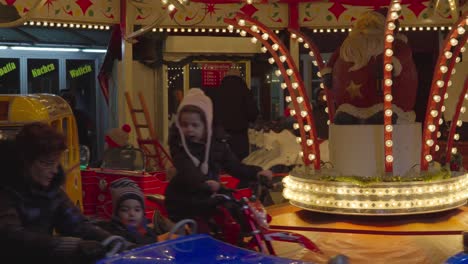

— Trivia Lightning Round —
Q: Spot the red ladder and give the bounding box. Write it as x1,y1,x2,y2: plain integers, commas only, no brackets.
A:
124,91,173,172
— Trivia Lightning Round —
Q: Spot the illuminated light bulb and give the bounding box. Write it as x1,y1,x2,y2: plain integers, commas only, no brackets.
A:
461,106,467,113
161,0,169,4
385,125,393,132
308,154,316,161
285,96,292,102
325,107,329,113
279,55,287,62
392,3,401,11
300,111,308,117
261,33,269,40
428,124,436,132
454,134,460,140
425,155,432,162
323,94,327,101
320,83,325,89
251,37,258,43
444,51,452,59
385,109,393,116
385,64,393,72
297,37,304,43
274,70,281,77
385,94,393,102
306,139,314,146
452,69,456,75
317,71,322,78
293,123,300,130
296,97,304,103
385,140,393,147
272,43,279,50
312,60,318,66
385,49,394,57
439,118,443,125
168,4,176,11
309,51,314,57
268,58,275,64
450,38,458,46
260,46,267,53
327,120,331,125
457,120,463,127
296,137,302,143
426,139,434,146
441,105,446,112
390,12,399,20
430,110,438,117
385,79,393,86
238,19,246,26
291,33,297,39
388,22,396,30
304,125,311,131
292,82,299,89
240,30,247,36
440,66,448,73
437,131,442,138
386,155,394,163
444,93,449,99
436,80,444,88
304,43,309,48
386,35,394,42
456,57,461,63
286,69,294,76
281,83,287,89
435,145,440,151
250,25,258,32
452,148,458,154
247,0,253,4
461,47,466,53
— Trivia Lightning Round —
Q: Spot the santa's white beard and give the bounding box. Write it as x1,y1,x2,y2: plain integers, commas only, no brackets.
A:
340,33,384,72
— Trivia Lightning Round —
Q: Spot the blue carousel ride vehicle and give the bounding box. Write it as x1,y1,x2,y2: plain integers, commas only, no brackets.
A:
445,232,468,264
97,233,313,264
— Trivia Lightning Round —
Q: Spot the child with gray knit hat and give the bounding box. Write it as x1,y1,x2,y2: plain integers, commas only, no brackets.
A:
97,178,158,245
165,88,273,232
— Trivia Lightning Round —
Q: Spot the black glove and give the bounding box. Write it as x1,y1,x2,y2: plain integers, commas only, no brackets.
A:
76,240,107,262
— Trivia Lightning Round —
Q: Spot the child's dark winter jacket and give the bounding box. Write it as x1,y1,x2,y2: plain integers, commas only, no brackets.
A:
165,125,262,222
97,219,157,245
0,140,112,263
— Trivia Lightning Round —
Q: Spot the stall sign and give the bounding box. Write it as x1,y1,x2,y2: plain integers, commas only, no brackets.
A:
0,62,16,77
69,64,92,78
31,63,55,78
201,63,232,87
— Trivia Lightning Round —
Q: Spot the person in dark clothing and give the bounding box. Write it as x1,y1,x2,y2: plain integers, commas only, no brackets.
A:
205,69,259,161
165,88,272,230
60,90,95,158
97,178,158,245
0,122,129,264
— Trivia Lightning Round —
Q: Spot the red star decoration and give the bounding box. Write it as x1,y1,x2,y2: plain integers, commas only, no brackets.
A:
43,0,57,13
203,3,219,17
75,0,93,15
240,4,258,17
328,2,347,20
404,0,427,17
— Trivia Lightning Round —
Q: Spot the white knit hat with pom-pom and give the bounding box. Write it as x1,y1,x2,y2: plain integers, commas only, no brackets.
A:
175,88,213,175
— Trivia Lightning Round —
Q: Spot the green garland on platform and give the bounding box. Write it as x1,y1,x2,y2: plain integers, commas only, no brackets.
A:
317,168,452,187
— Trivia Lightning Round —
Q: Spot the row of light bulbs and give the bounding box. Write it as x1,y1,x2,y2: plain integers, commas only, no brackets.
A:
422,23,467,163
284,189,467,210
24,21,110,30
283,174,468,210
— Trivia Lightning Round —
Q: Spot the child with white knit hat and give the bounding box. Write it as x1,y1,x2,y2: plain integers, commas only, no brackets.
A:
164,88,273,231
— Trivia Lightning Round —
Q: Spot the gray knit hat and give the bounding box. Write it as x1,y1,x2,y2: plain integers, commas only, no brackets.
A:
110,178,145,215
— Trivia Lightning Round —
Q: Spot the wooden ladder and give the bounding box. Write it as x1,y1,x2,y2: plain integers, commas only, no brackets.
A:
124,91,173,172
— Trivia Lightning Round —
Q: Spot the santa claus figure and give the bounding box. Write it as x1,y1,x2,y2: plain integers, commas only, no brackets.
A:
321,9,418,124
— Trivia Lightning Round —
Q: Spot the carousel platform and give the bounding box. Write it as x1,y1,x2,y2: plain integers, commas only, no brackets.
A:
266,203,468,264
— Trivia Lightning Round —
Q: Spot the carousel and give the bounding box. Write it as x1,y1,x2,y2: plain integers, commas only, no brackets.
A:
1,0,467,263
